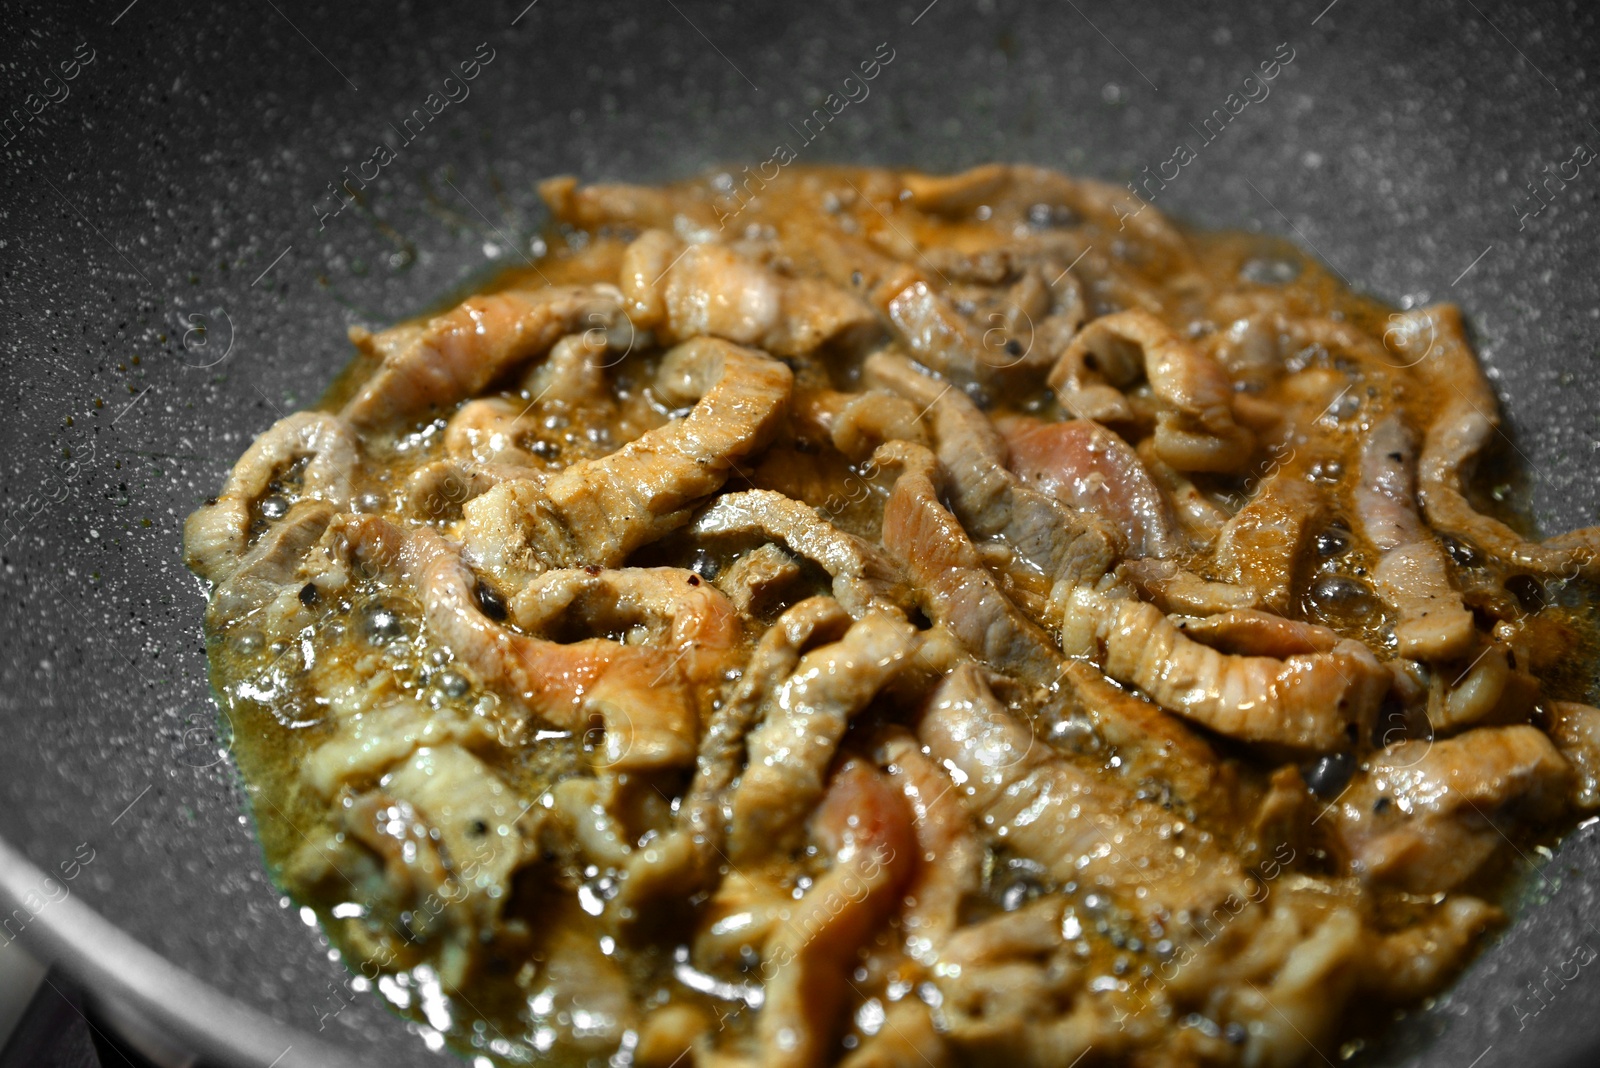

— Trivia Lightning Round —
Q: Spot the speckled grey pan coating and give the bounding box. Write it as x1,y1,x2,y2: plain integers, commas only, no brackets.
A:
1,1,1598,1065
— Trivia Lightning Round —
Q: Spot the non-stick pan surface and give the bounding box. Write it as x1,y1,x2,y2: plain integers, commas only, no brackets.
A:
3,1,1598,1065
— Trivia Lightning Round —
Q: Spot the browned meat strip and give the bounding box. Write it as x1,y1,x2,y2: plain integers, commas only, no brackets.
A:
538,175,690,230
1216,467,1326,613
1004,418,1183,559
792,386,929,460
1049,310,1254,472
1330,725,1572,892
621,230,877,357
1356,414,1476,660
342,284,625,430
1062,587,1388,751
1115,558,1260,615
680,598,851,862
728,612,917,859
184,411,358,582
490,338,793,569
691,490,911,618
866,353,1114,587
323,516,710,770
1542,701,1600,810
918,665,1250,926
875,441,1063,687
1171,610,1343,658
1396,304,1600,579
715,542,805,616
509,565,743,695
870,728,985,962
707,760,917,1068
208,500,335,621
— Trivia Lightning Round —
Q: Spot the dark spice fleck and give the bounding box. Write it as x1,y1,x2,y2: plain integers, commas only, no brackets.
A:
475,583,508,622
1304,751,1356,799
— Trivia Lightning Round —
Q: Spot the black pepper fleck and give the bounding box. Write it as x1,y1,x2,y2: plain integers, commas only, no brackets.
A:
474,583,508,622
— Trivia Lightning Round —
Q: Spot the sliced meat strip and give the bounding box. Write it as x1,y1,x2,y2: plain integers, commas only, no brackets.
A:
1115,558,1260,615
183,411,358,582
670,599,853,883
864,353,1015,535
870,727,985,963
1392,304,1600,580
1421,390,1600,579
691,489,911,618
531,912,642,1055
342,284,625,430
457,479,553,591
381,744,536,924
620,230,877,357
875,441,1063,688
521,324,620,411
907,251,1085,376
1330,725,1572,892
1004,418,1183,559
1360,896,1501,1004
709,760,917,1068
303,696,500,799
900,164,1012,213
209,500,336,621
1543,701,1600,810
728,612,917,859
444,396,549,471
866,353,1115,588
1426,640,1539,732
536,338,793,567
826,213,1058,384
617,228,678,325
802,227,1058,385
791,386,928,461
1062,588,1388,751
337,788,461,940
403,459,508,521
1183,899,1367,1068
930,899,1105,1067
1048,310,1254,472
1284,313,1394,363
1216,467,1327,613
876,278,1015,386
326,742,547,987
902,163,1192,257
509,566,743,694
1356,415,1476,660
1170,610,1343,658
1205,293,1291,388
324,515,703,770
538,175,690,230
918,665,1249,925
1135,438,1230,547
1055,661,1237,826
715,542,805,617
836,1000,949,1068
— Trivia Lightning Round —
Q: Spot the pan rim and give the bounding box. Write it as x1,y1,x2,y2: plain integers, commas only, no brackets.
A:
0,832,356,1068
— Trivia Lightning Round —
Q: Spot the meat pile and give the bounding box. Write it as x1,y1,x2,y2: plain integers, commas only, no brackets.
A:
184,164,1600,1068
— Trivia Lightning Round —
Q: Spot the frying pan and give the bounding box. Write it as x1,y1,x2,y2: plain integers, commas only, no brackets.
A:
2,0,1598,1064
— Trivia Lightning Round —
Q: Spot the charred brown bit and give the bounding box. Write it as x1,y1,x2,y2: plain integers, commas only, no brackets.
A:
184,164,1599,1068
